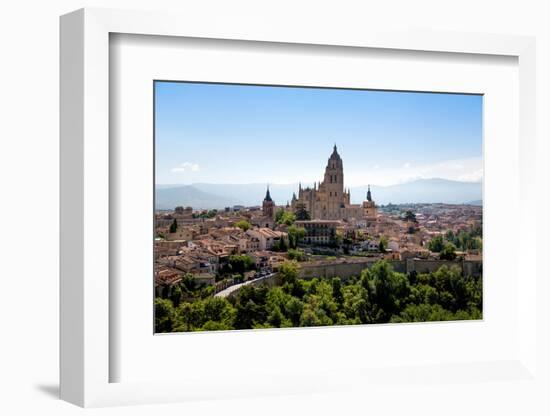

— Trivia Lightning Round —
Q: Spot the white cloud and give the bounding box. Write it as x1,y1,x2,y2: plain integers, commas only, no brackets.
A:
345,157,483,186
457,168,484,182
171,162,200,173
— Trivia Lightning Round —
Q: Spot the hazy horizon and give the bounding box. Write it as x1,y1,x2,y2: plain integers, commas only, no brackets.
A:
155,178,483,210
156,176,482,187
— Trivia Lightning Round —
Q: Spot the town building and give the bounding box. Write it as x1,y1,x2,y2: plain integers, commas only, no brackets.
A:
246,227,287,250
295,219,342,245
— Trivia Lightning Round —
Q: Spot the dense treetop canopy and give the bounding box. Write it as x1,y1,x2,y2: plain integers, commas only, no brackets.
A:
155,260,482,333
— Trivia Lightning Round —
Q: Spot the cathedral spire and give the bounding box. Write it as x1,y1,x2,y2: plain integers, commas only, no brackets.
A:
330,143,341,160
264,184,272,202
366,184,372,202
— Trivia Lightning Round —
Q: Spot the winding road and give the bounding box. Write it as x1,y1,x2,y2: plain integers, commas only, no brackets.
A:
214,273,277,298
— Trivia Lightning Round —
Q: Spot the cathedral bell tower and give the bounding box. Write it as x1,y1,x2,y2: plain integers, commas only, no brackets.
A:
322,144,344,219
363,184,377,220
262,185,275,219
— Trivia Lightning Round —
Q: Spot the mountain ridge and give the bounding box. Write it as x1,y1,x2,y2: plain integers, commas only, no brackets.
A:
155,178,482,210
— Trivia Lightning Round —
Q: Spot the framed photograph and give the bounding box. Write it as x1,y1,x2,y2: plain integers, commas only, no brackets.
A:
60,8,538,408
152,81,484,334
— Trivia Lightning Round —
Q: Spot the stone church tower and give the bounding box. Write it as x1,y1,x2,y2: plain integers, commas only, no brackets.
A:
362,184,377,220
262,185,275,218
323,144,345,217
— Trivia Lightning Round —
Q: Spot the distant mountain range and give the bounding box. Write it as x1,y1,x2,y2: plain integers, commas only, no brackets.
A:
155,185,237,210
352,179,483,206
155,178,482,210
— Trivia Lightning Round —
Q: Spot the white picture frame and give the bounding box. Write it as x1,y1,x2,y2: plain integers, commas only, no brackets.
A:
60,7,538,408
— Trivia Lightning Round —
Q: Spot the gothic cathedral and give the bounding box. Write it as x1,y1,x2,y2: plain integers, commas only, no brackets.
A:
291,144,377,221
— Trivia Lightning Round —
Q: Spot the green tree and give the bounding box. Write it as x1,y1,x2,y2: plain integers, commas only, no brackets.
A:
329,229,343,248
439,242,458,260
391,303,454,323
278,236,287,252
202,296,236,325
275,208,285,223
403,210,417,222
378,236,388,253
155,298,176,332
361,261,410,322
181,273,197,292
279,260,299,285
287,225,306,249
277,211,296,226
287,248,305,261
300,306,322,327
473,237,483,251
169,284,183,307
232,285,269,329
295,203,311,221
235,220,251,231
445,230,457,246
174,297,236,331
162,258,482,332
174,302,194,331
201,320,233,331
285,298,304,326
353,298,369,324
229,254,254,274
331,277,344,306
169,218,178,233
272,237,288,252
431,265,470,311
266,305,288,327
428,235,445,252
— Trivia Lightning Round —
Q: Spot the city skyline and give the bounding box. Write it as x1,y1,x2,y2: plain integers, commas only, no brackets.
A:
155,82,483,187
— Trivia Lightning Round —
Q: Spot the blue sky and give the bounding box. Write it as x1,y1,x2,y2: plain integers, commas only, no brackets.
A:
155,81,482,186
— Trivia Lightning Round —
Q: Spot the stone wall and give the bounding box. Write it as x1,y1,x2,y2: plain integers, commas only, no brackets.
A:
217,273,282,299
248,273,282,288
224,258,481,298
298,258,482,280
299,260,374,280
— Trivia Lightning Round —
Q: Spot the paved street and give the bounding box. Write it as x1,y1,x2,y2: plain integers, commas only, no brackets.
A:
214,273,276,298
